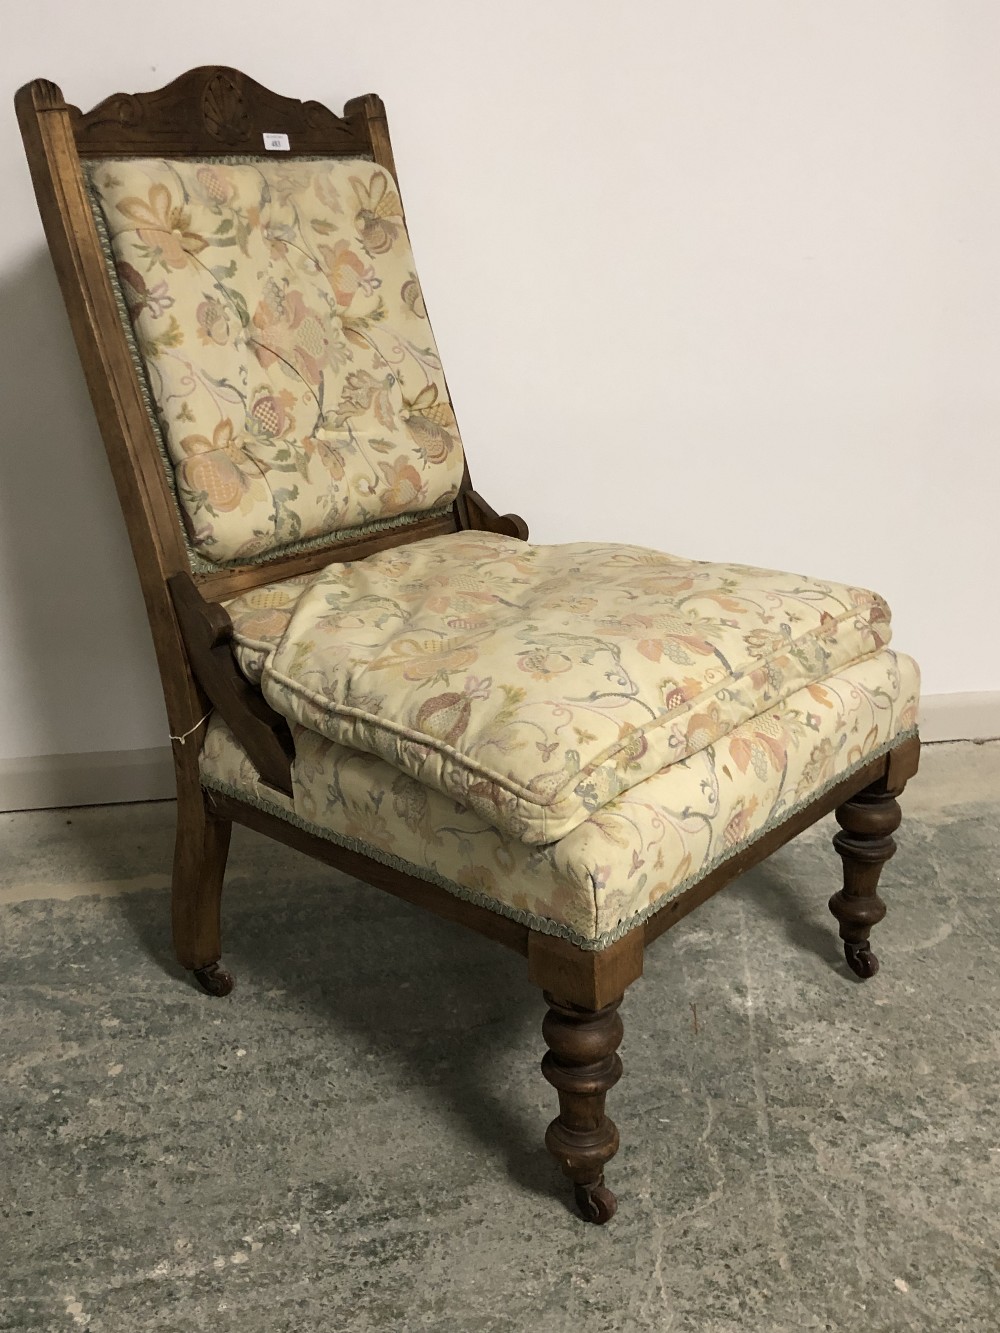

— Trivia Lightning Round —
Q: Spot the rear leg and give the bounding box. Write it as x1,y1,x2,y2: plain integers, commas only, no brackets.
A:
172,784,233,995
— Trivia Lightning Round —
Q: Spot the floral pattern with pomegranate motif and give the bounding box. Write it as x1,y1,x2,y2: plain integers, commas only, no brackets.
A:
199,649,920,947
86,157,465,563
224,531,896,844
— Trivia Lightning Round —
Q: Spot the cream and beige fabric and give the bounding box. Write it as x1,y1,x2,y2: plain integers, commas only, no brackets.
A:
224,532,893,845
200,648,920,948
76,136,920,951
86,158,465,564
226,572,315,683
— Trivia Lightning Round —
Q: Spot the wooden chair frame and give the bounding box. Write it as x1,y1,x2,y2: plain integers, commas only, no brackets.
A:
16,67,919,1225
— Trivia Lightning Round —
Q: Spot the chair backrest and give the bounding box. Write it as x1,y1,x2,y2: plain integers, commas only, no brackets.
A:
16,67,481,744
87,152,465,567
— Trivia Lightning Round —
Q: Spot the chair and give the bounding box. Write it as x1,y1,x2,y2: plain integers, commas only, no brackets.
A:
16,67,920,1224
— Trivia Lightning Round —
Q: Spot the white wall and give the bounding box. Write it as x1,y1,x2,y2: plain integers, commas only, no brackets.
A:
3,1,998,773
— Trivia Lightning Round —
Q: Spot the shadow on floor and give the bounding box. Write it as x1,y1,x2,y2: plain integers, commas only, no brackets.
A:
108,817,565,1206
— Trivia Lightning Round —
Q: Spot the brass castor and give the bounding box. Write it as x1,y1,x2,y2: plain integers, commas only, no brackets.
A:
844,940,879,980
192,960,235,996
574,1180,618,1225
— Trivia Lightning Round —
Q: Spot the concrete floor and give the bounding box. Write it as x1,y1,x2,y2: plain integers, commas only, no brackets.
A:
1,741,998,1332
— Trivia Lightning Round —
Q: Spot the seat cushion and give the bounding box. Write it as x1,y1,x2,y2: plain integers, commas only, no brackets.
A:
86,158,465,564
226,573,315,684
228,531,893,845
200,649,919,948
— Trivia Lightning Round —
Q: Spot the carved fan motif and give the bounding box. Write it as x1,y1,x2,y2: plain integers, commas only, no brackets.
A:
201,71,250,145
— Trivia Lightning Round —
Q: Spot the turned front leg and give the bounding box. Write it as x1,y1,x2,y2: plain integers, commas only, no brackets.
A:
830,780,902,979
541,993,624,1224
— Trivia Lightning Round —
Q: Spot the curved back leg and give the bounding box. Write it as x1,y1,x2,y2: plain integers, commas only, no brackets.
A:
172,772,233,996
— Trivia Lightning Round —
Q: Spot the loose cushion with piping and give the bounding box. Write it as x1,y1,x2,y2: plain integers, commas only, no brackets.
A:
200,647,919,947
224,530,896,845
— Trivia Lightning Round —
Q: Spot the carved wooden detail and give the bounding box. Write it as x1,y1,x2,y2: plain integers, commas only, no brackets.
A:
27,78,64,110
71,66,369,159
201,70,250,145
81,93,141,136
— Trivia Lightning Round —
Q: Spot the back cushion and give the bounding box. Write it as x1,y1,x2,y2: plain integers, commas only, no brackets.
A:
86,158,465,564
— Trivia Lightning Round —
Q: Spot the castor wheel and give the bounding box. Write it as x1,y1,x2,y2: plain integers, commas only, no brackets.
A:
574,1180,618,1225
191,960,235,996
844,940,879,980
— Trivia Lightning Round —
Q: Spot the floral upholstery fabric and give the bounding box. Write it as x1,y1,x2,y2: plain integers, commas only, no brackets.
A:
199,649,920,948
225,573,314,684
86,158,465,564
249,532,893,845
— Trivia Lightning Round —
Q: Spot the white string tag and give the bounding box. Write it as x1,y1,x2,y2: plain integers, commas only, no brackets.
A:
169,711,212,745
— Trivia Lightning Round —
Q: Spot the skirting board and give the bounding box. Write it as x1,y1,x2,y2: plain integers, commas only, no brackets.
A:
0,746,174,813
0,693,997,812
918,692,1000,745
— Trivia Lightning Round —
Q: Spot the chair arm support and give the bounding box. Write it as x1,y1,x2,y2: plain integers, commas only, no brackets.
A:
456,488,529,541
167,572,295,797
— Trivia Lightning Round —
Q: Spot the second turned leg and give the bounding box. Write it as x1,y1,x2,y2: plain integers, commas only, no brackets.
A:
541,993,624,1224
830,778,903,979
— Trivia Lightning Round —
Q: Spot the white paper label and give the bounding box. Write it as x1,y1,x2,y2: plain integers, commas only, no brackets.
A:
262,132,290,152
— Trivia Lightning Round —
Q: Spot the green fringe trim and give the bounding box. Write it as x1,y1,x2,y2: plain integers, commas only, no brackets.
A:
88,153,374,168
198,505,457,573
200,725,917,953
198,772,582,945
82,156,451,575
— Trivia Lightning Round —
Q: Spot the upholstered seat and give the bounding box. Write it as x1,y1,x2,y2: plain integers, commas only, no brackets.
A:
19,66,921,1227
201,645,918,946
224,530,896,846
220,531,916,944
